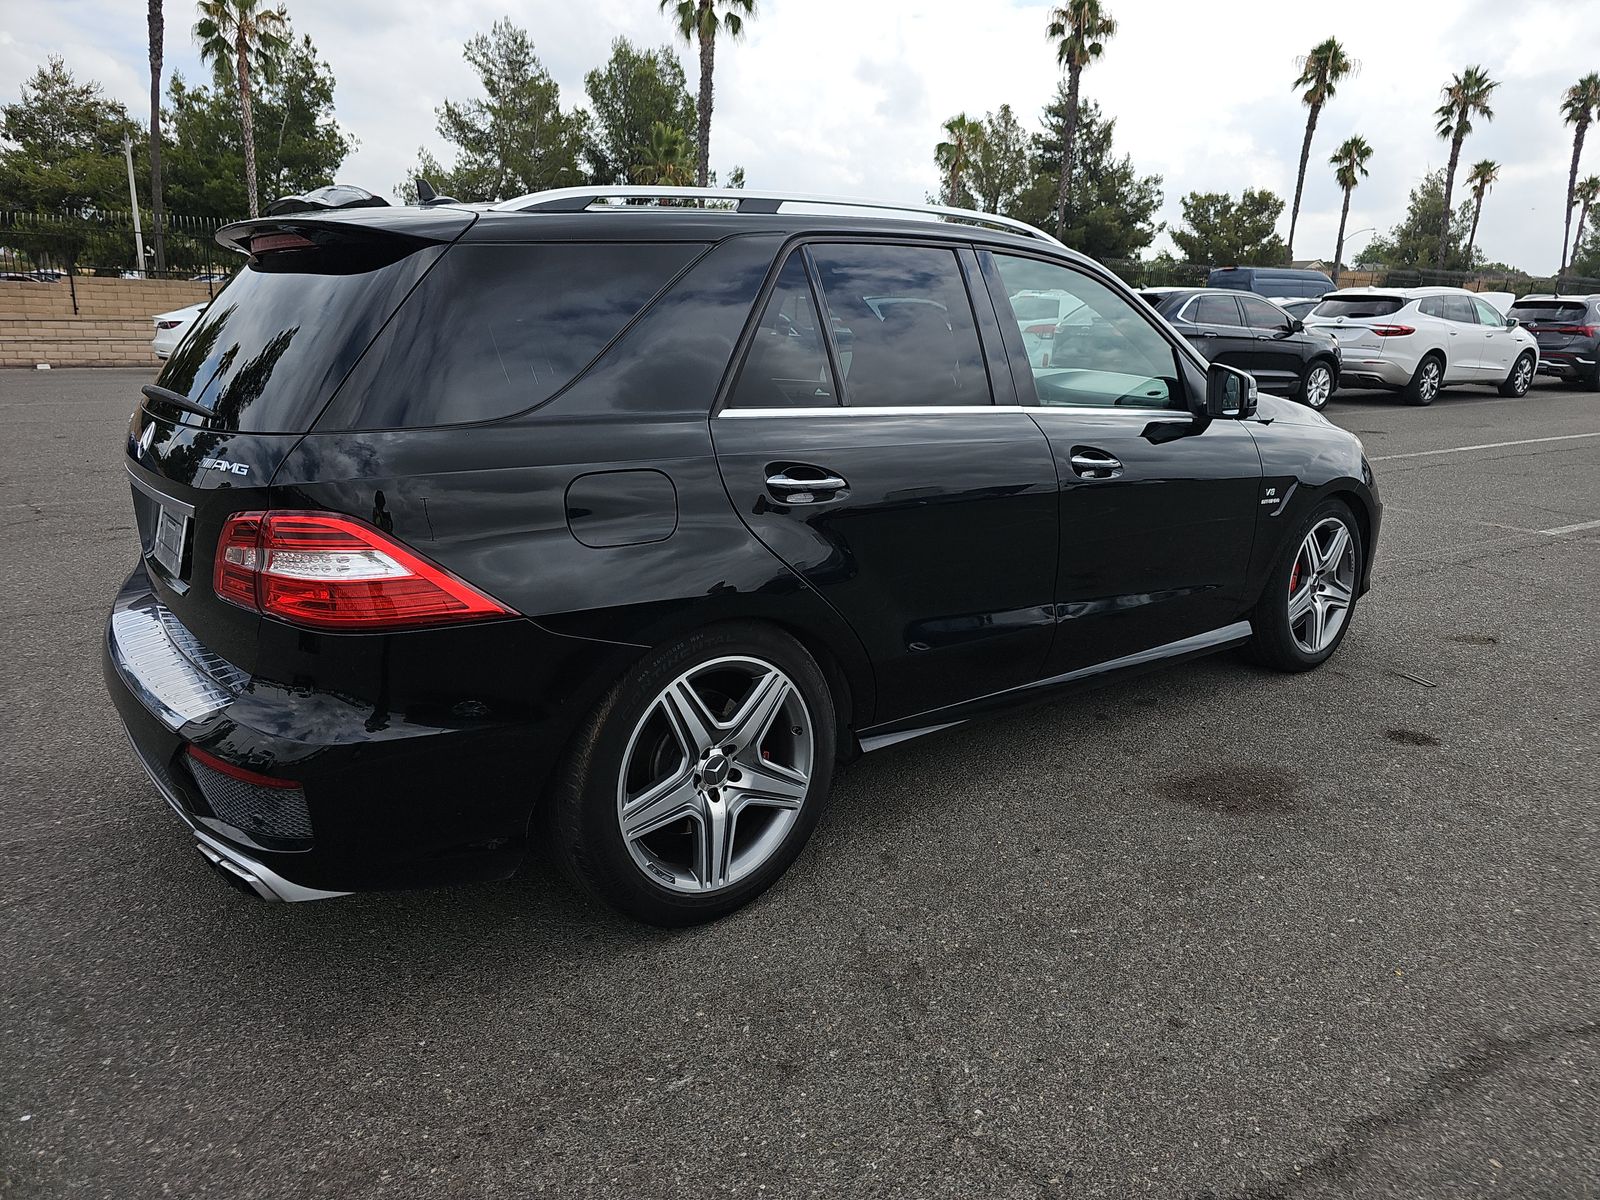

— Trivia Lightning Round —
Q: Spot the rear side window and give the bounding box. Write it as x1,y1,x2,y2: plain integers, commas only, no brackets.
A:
728,253,836,408
155,239,444,432
1314,296,1404,319
1193,294,1243,325
808,244,990,407
320,241,705,429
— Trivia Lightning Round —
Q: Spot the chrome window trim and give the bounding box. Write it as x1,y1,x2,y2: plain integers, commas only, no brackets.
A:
718,403,1187,419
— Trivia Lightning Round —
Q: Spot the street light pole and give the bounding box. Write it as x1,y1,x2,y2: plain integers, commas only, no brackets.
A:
122,133,147,277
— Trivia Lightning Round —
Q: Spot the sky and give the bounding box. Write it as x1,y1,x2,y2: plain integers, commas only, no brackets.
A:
3,0,1598,272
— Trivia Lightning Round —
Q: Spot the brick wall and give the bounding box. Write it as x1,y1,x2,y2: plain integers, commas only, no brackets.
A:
0,277,217,368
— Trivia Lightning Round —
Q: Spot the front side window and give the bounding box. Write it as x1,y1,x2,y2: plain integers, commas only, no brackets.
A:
1472,298,1506,326
990,253,1184,410
807,244,990,407
727,252,837,409
1239,295,1288,330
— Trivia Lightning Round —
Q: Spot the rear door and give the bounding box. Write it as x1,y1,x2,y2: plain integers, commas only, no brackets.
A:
711,242,1060,722
1184,293,1257,370
981,252,1263,676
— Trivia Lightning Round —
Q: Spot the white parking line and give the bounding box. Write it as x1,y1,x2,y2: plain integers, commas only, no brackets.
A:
1540,518,1600,536
1368,431,1600,462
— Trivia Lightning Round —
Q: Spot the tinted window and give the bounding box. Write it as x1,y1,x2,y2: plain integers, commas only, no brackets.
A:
809,244,989,407
990,253,1184,410
321,241,705,429
1239,295,1288,329
1012,295,1063,321
1509,301,1588,323
1473,298,1506,326
1418,297,1446,319
1193,294,1243,326
1313,296,1404,319
728,253,836,408
1442,295,1478,324
155,240,443,432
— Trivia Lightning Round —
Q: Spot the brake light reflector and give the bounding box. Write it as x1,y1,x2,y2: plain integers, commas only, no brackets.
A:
213,511,514,630
186,745,301,791
249,232,315,254
1371,324,1415,337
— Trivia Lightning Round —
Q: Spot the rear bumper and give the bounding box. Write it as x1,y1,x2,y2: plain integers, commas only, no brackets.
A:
104,564,632,897
1536,351,1596,378
1338,357,1411,388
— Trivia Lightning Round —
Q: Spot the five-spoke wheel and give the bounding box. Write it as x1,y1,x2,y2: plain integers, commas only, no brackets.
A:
1286,518,1357,654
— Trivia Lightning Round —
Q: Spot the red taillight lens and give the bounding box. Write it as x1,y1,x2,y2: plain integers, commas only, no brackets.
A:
1371,324,1415,337
213,511,514,630
1024,323,1058,337
249,232,315,254
186,744,301,790
156,319,183,329
1554,325,1597,336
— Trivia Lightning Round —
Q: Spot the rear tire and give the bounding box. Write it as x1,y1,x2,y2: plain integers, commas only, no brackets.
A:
1243,498,1363,673
1298,359,1336,410
1403,354,1444,406
548,622,836,927
1498,351,1535,398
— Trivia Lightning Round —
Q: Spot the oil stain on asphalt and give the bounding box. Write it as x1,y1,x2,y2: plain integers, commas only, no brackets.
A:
1385,728,1442,747
1161,766,1301,813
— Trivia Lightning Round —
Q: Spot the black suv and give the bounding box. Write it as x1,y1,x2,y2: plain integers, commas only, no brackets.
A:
1142,288,1342,410
1509,294,1600,389
106,188,1381,925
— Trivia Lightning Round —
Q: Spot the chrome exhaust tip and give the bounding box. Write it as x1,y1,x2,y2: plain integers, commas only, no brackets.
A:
193,835,349,903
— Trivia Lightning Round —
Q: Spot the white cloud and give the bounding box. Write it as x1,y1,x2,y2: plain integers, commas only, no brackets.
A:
4,0,1598,271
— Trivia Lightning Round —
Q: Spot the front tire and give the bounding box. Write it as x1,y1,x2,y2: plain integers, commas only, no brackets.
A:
1403,354,1444,406
1498,351,1535,398
1298,359,1336,410
549,622,837,926
1244,499,1363,673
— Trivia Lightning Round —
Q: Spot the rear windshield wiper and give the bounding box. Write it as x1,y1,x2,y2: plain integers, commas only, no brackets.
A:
141,383,214,420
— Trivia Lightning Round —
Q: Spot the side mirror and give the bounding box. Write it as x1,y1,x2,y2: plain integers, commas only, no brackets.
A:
1289,317,1305,333
1504,316,1518,329
1204,362,1258,419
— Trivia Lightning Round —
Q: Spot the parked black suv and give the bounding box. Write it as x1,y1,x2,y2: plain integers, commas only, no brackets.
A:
105,188,1381,925
1142,288,1342,409
1508,294,1600,389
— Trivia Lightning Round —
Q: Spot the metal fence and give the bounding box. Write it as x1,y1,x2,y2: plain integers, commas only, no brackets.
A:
0,208,241,289
1103,257,1600,296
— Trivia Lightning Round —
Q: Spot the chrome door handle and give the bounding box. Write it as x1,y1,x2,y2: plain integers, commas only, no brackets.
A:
766,472,847,492
1069,449,1123,479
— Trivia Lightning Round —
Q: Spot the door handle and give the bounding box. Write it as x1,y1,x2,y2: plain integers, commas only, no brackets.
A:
1069,448,1123,479
765,468,848,504
1194,331,1217,338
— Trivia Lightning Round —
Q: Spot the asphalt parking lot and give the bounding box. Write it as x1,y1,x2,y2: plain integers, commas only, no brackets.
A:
2,369,1597,1199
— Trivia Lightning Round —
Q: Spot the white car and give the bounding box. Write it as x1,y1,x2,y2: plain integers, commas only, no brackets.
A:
1306,287,1537,405
1009,288,1087,366
151,302,207,360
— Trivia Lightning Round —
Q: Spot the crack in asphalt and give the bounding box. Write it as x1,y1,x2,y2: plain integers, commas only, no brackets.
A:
1203,1019,1600,1200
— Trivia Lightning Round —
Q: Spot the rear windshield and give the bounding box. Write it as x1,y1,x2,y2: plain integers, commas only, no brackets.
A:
154,238,444,432
1312,296,1404,319
1508,301,1588,324
318,241,706,429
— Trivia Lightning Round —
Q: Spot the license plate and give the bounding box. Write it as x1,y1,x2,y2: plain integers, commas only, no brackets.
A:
152,505,190,579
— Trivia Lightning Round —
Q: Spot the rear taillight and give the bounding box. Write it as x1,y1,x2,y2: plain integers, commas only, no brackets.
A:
1554,325,1597,336
1024,323,1057,337
186,745,300,791
249,232,315,254
1371,324,1415,337
213,511,514,630
156,319,183,329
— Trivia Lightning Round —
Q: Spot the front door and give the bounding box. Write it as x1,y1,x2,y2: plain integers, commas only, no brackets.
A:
1472,296,1515,379
1237,293,1306,394
712,244,1060,723
982,252,1264,676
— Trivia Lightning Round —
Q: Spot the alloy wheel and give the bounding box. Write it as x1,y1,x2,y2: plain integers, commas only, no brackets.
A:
1418,359,1442,402
1304,365,1333,410
1511,355,1533,396
1287,517,1357,655
616,656,813,894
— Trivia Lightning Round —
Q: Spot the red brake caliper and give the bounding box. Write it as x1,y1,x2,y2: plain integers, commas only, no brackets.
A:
1289,556,1303,596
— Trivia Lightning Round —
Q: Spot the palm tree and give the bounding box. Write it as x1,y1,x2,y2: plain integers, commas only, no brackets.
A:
1328,135,1372,286
1557,74,1600,284
194,0,290,218
148,0,166,272
633,122,694,186
1045,0,1117,241
1573,175,1600,264
660,0,756,189
1434,66,1498,270
1462,159,1499,267
1287,37,1356,265
934,114,983,207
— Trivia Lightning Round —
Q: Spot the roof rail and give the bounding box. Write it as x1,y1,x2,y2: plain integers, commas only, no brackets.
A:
488,186,1065,247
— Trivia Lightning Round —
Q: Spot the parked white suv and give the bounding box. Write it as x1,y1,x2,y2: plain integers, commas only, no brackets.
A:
151,301,206,360
1306,287,1537,405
